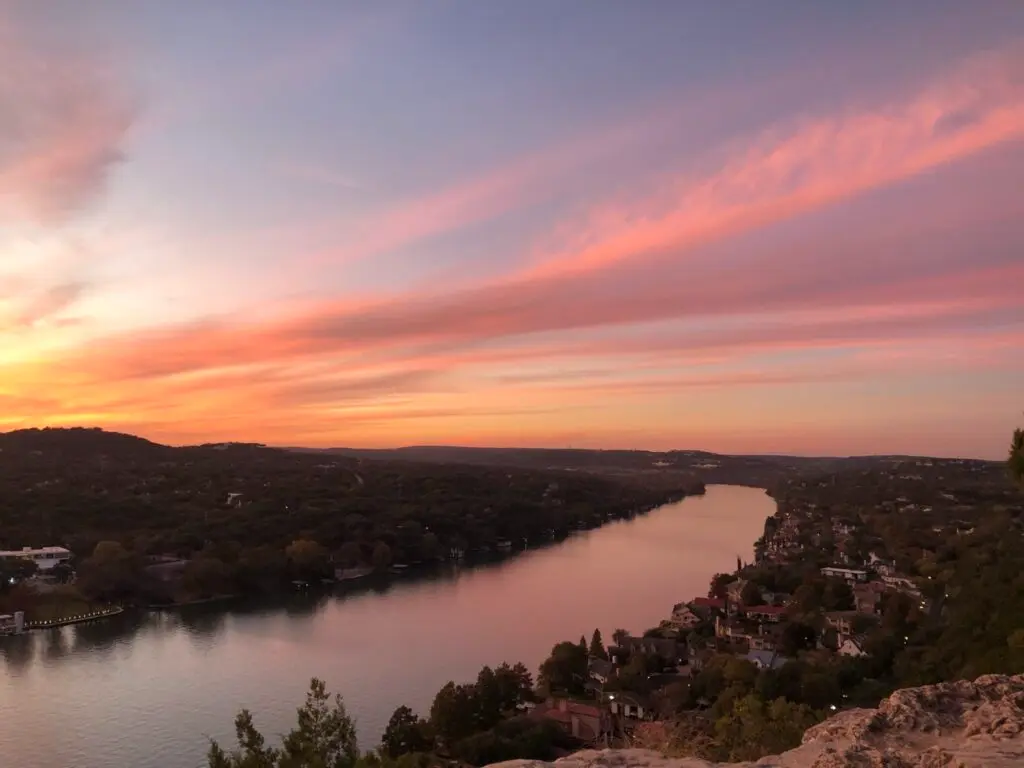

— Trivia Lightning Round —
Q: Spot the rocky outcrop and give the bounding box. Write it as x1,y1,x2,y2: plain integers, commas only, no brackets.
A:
491,674,1024,768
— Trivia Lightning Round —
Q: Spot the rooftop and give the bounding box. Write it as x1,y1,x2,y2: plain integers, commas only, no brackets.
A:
0,546,71,557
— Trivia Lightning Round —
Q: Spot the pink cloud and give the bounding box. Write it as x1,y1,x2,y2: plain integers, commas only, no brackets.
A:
522,47,1024,279
11,256,1019,404
0,22,134,225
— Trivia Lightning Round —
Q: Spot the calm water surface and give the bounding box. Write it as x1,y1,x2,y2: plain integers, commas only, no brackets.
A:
0,484,774,768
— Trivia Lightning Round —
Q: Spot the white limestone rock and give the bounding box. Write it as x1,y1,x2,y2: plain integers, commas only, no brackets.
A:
489,674,1024,768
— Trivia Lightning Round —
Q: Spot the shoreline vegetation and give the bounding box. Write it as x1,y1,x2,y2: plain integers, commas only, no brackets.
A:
0,427,702,619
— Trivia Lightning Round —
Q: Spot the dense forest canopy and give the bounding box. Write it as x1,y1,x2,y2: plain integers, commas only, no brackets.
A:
0,428,694,556
0,427,701,605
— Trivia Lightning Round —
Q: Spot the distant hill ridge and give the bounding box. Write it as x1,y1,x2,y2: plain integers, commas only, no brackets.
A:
0,427,998,475
0,427,166,457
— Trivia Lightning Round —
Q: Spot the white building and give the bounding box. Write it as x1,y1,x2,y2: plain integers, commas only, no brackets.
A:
838,637,868,657
0,546,72,572
669,603,702,629
821,566,868,583
0,611,25,635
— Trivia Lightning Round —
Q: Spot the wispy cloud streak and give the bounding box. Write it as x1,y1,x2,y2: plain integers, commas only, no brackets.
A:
525,47,1024,277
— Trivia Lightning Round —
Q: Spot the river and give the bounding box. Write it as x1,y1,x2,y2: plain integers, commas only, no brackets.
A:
0,484,774,768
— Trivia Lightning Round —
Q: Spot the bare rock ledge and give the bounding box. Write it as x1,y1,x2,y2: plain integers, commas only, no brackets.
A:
490,674,1024,768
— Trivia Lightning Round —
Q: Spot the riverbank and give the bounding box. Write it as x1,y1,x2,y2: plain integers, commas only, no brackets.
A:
130,486,702,611
148,594,238,610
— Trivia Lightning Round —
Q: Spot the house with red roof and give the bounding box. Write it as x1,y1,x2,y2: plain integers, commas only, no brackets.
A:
530,698,610,744
689,596,726,613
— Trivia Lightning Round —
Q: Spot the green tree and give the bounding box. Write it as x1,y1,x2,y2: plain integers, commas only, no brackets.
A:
77,540,140,601
710,573,737,600
285,539,329,581
1010,422,1024,488
372,542,393,571
538,641,588,696
616,651,660,694
778,621,816,657
236,546,288,594
722,657,758,689
0,557,38,592
420,532,440,562
492,662,534,711
182,555,232,599
799,668,842,710
50,561,74,584
475,666,503,729
712,695,820,762
1007,629,1024,651
380,706,430,758
429,682,478,746
279,679,359,768
208,710,279,768
589,628,607,660
208,678,358,768
740,581,763,606
791,580,825,614
338,542,363,569
822,579,854,611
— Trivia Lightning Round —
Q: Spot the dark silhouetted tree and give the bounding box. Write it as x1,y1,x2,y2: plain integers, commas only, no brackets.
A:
380,705,430,758
429,681,478,745
589,628,607,660
208,678,357,768
740,581,763,607
710,573,737,599
372,541,393,571
1010,421,1024,489
539,641,588,696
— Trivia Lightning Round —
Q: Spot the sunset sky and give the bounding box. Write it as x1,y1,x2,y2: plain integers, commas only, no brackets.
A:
1,2,1022,457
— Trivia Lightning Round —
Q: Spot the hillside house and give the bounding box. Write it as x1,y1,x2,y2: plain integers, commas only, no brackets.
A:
745,650,790,671
588,658,615,685
0,546,72,572
824,611,871,636
820,566,868,583
838,636,869,657
669,603,702,629
608,692,653,722
714,616,777,651
726,578,748,604
749,634,777,652
882,574,921,596
690,596,726,612
531,699,610,744
616,635,687,666
853,583,884,615
744,604,788,623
